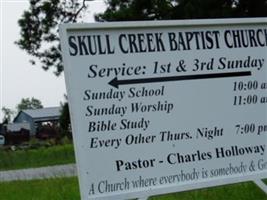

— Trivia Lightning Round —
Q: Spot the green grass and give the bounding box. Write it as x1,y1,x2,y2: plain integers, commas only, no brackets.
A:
0,145,265,199
0,144,75,170
150,181,267,200
0,177,80,200
0,177,266,200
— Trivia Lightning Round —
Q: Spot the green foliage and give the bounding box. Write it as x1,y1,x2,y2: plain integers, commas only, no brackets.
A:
0,178,266,200
59,102,71,138
96,0,267,21
16,97,43,112
95,0,175,21
0,177,80,200
1,107,15,123
16,0,87,75
0,144,75,170
233,0,267,17
149,181,267,200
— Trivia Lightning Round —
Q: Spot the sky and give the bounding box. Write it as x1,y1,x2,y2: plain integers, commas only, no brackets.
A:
0,0,107,120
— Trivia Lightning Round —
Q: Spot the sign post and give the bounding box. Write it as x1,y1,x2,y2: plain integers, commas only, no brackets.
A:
60,18,267,200
254,179,267,193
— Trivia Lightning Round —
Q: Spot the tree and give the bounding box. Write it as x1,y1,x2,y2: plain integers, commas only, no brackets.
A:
96,0,267,21
17,0,267,75
16,0,89,75
59,97,71,138
1,107,15,123
16,97,43,112
59,102,71,137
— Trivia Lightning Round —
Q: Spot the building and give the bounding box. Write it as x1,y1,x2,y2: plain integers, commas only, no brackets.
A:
13,107,61,135
6,122,30,132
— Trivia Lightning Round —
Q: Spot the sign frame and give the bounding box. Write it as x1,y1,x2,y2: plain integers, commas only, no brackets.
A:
60,18,267,200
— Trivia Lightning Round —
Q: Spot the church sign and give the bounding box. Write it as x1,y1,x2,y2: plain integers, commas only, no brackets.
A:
60,18,267,200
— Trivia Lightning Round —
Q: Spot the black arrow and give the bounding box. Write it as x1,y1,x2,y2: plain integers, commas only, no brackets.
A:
108,71,252,89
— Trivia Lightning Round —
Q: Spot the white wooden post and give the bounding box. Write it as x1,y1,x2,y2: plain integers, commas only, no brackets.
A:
254,180,267,194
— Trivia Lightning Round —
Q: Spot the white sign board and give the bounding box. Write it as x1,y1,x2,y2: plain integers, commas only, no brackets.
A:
60,18,267,200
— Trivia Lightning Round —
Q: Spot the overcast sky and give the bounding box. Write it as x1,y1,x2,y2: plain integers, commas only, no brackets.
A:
0,0,106,120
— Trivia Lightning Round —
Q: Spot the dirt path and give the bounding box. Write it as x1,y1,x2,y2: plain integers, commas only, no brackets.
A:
0,164,77,182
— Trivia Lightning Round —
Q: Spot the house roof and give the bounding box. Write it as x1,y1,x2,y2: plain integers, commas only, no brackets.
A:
14,107,61,122
23,107,61,119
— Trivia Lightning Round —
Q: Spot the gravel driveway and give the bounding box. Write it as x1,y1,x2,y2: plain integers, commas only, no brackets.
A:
0,164,77,182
